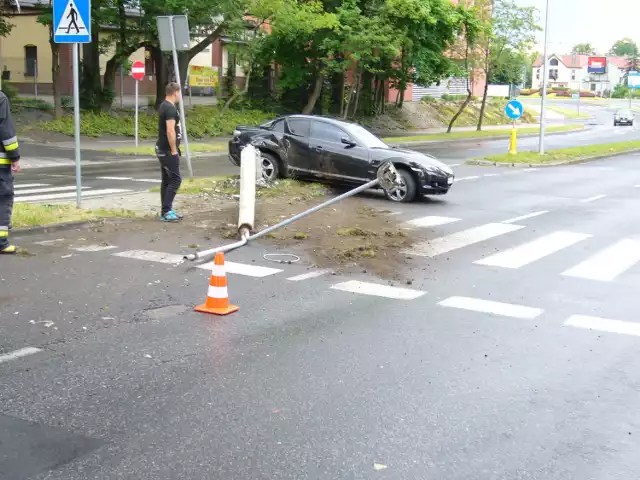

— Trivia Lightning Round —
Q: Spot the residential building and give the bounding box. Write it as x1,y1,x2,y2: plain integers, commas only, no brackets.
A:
531,54,629,95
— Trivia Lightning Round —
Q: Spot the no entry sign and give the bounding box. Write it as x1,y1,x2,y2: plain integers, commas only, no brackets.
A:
131,60,145,81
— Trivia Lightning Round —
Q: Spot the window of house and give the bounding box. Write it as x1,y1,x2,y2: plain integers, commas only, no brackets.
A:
549,69,558,80
536,69,540,79
571,70,576,80
550,58,559,66
24,45,37,77
591,83,596,91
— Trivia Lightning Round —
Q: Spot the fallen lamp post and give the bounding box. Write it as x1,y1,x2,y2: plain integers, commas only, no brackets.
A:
183,161,403,264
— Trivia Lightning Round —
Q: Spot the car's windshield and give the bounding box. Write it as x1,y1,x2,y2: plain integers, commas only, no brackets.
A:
346,124,388,148
618,110,632,116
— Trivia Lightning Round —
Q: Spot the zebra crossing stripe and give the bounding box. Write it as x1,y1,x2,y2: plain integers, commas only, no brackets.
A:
404,216,460,228
15,189,130,203
14,186,88,196
565,315,640,337
474,231,591,269
562,238,640,282
439,296,543,319
403,223,524,258
14,183,51,189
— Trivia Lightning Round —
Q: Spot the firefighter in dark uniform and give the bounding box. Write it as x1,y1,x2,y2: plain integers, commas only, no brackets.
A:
0,90,21,254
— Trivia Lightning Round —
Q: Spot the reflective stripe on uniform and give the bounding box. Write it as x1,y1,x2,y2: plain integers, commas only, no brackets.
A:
2,136,17,146
0,158,10,165
4,141,19,151
0,226,8,238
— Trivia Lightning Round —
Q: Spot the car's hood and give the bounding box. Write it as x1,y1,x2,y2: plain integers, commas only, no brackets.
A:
373,146,453,174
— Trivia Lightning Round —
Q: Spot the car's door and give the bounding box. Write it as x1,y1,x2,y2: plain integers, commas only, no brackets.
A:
309,120,370,183
282,118,312,174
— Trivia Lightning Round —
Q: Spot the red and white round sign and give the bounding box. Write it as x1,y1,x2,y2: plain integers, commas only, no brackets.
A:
131,60,145,81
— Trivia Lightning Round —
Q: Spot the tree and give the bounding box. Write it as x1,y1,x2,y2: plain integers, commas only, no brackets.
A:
571,43,596,55
609,38,638,57
477,0,539,131
37,2,62,118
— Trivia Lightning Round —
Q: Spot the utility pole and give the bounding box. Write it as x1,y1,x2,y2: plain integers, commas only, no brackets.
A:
538,0,550,155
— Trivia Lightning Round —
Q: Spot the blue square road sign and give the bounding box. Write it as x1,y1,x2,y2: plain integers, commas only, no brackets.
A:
53,0,91,43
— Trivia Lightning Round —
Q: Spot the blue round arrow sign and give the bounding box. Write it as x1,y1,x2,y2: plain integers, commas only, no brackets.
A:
505,99,523,120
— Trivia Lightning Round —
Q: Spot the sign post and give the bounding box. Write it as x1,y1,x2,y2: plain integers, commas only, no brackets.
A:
505,99,523,155
131,60,145,148
53,0,91,208
156,15,193,177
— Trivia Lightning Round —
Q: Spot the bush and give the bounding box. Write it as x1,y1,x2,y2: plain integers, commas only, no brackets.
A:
1,82,18,103
519,88,539,96
440,94,468,101
420,95,437,103
612,84,629,99
39,105,275,138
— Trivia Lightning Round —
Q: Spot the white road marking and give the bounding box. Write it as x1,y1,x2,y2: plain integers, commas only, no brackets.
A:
97,176,132,181
331,280,426,300
565,314,640,337
454,176,479,182
197,261,282,277
438,296,543,319
132,178,162,183
448,163,461,167
34,238,65,246
15,189,130,203
501,210,549,224
403,223,524,258
580,194,606,203
0,347,43,365
287,269,332,281
562,238,640,282
474,231,591,269
404,216,460,228
72,245,118,252
14,186,89,196
14,183,51,189
483,173,500,177
113,250,184,264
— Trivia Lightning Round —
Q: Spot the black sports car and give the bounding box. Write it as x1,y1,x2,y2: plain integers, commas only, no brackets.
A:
228,115,454,203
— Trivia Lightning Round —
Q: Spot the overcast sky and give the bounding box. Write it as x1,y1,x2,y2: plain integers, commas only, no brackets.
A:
513,0,639,55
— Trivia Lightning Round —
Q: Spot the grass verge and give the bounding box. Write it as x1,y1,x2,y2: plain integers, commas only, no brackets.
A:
384,124,583,143
12,204,138,228
109,142,227,155
150,175,328,200
476,140,640,165
546,105,589,119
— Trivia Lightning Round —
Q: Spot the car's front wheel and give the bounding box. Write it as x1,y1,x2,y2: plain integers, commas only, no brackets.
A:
259,151,282,182
384,168,417,203
614,121,618,126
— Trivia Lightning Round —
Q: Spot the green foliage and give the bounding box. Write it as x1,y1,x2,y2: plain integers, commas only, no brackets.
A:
440,94,468,101
572,43,596,55
1,82,18,103
609,38,638,57
39,105,274,138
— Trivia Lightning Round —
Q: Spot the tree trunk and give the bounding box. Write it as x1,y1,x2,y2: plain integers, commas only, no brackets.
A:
477,49,491,131
222,65,252,112
303,73,324,115
102,56,118,110
152,48,168,109
49,34,62,119
339,72,345,117
349,72,363,119
447,91,472,133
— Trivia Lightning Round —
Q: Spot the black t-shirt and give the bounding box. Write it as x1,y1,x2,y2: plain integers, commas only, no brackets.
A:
156,100,181,152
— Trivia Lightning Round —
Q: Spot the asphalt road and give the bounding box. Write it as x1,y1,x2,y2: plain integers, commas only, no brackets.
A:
2,150,640,478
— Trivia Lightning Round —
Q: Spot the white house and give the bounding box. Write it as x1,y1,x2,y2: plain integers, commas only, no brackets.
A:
531,54,628,95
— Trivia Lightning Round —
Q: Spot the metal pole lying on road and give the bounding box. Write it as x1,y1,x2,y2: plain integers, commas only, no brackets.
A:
168,16,193,177
73,43,82,208
184,162,402,264
538,0,550,155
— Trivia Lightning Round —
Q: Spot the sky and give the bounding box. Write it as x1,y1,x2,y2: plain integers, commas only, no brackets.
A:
513,0,640,55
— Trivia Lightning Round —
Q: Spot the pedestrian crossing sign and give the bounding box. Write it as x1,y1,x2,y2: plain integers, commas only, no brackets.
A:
53,0,91,43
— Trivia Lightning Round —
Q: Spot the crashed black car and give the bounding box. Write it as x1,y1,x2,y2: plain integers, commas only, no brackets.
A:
228,114,454,202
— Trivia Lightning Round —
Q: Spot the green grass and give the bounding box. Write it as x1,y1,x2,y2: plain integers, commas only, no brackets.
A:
546,105,589,119
39,105,274,138
477,140,640,165
150,175,327,199
109,142,227,155
384,124,583,143
12,204,138,228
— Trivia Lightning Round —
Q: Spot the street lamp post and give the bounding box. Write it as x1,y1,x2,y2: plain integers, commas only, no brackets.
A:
538,0,550,155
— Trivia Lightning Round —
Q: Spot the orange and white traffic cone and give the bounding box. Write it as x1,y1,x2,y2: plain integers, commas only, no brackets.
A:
194,252,239,315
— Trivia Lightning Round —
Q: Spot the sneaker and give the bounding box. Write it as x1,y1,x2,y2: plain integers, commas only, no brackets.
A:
160,211,180,222
0,244,17,254
174,211,184,219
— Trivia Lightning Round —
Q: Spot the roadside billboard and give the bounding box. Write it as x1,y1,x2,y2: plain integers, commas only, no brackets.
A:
188,65,219,88
628,71,640,89
588,56,607,74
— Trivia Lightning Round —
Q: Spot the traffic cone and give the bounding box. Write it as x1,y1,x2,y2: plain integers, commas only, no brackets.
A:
194,252,239,315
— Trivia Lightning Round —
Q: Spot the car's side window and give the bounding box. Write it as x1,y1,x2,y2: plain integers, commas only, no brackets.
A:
271,119,285,133
286,118,310,137
310,121,348,144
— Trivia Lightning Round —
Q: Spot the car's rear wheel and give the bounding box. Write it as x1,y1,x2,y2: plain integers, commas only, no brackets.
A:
384,168,417,203
614,121,618,126
259,151,281,182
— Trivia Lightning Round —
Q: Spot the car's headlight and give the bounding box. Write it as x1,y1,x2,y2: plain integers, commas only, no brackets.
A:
233,129,241,137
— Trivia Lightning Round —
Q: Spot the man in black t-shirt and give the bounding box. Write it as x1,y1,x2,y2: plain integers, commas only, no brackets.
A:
155,82,183,221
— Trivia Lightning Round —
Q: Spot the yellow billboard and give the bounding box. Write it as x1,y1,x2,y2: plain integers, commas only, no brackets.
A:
188,65,219,88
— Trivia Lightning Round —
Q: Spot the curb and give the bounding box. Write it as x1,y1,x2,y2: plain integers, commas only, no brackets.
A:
12,219,102,237
386,127,587,148
466,148,640,168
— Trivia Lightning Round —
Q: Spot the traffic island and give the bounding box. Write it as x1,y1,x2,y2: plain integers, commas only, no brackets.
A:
12,204,141,231
467,140,640,167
